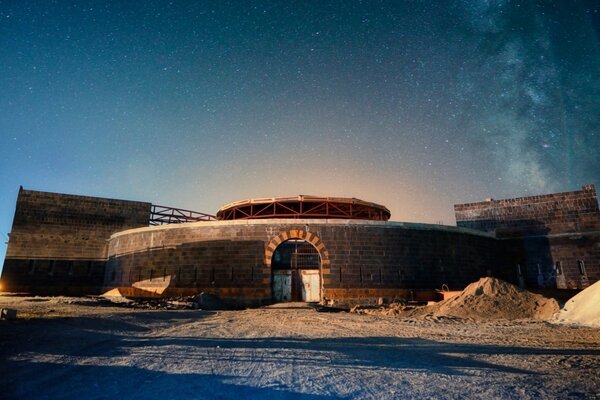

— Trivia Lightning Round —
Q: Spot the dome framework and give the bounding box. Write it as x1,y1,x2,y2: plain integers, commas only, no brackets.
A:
216,195,391,221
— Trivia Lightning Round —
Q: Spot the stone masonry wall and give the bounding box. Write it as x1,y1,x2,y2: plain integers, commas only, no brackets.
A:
455,185,600,289
105,220,500,304
454,184,600,236
1,188,151,294
497,234,600,290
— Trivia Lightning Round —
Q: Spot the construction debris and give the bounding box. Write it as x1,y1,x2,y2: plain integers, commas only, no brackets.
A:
352,277,560,320
408,277,559,320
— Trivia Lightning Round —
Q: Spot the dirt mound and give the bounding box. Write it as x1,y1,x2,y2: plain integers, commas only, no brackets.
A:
555,280,600,327
407,277,559,320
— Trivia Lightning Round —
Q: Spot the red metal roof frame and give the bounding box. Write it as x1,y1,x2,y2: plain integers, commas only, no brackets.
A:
216,195,391,221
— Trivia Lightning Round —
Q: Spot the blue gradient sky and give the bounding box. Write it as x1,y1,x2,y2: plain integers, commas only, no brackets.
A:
1,1,599,268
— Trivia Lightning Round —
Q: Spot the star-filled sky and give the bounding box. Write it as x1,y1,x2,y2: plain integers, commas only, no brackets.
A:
1,1,599,266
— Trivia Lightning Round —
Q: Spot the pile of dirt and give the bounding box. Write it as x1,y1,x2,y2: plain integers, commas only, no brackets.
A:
406,277,560,320
555,280,600,327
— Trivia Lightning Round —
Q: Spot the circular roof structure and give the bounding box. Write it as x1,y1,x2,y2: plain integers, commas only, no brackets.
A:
216,195,391,221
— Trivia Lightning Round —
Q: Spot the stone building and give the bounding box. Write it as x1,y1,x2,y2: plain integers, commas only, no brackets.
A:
1,185,598,305
0,188,151,295
455,184,600,290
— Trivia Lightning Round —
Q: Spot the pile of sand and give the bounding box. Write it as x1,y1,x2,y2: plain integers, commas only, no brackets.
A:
407,277,560,320
554,280,600,327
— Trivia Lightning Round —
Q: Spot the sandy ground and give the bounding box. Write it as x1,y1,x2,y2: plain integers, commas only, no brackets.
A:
1,295,599,399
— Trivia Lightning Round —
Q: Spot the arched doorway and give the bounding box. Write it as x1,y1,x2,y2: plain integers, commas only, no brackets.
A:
271,240,321,302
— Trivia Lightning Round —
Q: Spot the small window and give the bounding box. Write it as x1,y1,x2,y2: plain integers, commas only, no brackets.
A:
68,263,74,276
28,260,36,275
578,260,586,276
87,261,93,276
516,264,522,276
555,261,563,275
48,260,55,276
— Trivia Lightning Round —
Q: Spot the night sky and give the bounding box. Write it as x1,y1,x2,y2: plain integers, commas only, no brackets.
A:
1,1,599,265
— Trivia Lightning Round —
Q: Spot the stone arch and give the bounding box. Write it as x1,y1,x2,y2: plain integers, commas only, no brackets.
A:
264,229,330,270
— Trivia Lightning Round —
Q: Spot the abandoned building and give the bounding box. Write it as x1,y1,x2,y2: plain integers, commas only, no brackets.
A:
0,185,598,305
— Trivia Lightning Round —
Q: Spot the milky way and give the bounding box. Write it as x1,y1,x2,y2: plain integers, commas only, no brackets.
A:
1,1,599,263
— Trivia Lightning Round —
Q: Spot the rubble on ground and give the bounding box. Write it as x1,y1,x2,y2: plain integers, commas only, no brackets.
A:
350,302,420,316
351,277,560,321
99,291,232,310
101,295,197,310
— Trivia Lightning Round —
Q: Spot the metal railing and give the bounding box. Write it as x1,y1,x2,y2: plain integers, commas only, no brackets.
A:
150,205,216,225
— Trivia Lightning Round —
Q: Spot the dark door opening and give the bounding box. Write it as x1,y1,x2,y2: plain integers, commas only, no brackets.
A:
272,240,321,302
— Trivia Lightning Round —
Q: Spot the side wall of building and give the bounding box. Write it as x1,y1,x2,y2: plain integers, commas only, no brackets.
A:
0,188,151,294
454,184,600,236
104,221,500,305
455,185,600,289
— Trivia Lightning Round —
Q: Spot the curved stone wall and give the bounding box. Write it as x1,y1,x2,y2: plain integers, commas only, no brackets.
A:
103,219,500,305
